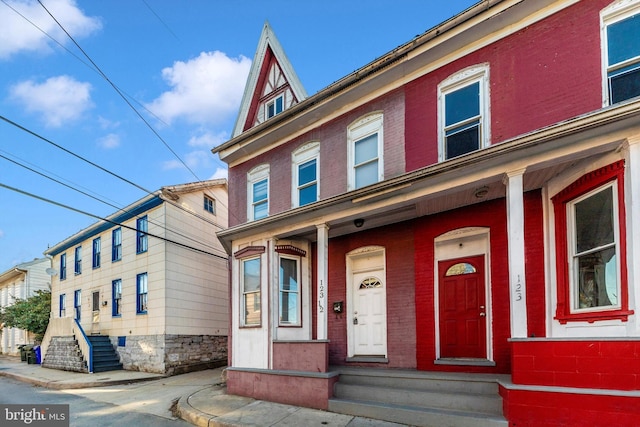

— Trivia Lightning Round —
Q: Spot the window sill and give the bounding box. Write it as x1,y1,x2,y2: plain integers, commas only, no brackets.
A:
136,311,147,315
555,309,634,324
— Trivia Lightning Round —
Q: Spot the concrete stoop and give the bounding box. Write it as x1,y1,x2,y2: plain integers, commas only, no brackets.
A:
42,336,87,373
328,368,508,427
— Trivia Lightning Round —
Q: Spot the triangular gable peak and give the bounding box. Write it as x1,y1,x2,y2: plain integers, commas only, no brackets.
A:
232,21,307,137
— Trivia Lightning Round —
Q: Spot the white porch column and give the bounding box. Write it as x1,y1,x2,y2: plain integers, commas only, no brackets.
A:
316,224,329,340
624,136,640,333
504,168,528,338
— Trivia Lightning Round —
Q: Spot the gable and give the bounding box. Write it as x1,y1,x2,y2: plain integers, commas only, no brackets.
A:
232,21,307,137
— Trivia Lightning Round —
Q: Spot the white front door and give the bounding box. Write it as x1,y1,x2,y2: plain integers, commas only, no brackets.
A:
348,247,387,358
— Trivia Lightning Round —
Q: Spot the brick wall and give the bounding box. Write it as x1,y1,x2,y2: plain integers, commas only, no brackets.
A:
405,0,608,172
326,221,417,368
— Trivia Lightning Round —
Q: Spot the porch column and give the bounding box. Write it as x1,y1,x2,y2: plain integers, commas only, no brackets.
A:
503,168,528,338
316,224,329,340
624,135,640,333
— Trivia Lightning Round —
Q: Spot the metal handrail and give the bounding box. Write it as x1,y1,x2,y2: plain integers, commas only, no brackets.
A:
73,319,93,373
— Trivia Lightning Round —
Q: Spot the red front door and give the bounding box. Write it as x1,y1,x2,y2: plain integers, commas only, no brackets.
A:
439,255,486,359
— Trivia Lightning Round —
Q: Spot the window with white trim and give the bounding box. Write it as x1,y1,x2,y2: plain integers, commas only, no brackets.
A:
241,257,261,326
552,161,631,323
438,64,490,161
266,94,284,119
279,256,300,325
348,113,384,190
292,142,319,207
602,1,640,105
247,165,269,221
204,195,215,214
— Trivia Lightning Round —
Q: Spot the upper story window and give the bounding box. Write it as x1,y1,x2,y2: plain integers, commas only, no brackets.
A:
74,246,82,275
92,237,101,269
266,94,284,119
136,216,148,254
552,161,631,324
204,195,216,214
292,142,320,207
438,64,490,161
112,228,122,262
348,113,384,191
247,164,270,221
602,1,640,105
60,253,67,281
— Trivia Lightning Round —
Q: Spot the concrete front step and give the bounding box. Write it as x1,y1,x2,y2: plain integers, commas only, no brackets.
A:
328,399,508,427
328,368,508,427
334,383,503,415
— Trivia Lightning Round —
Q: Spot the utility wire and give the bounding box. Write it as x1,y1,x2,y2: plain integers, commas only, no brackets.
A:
0,182,229,260
0,151,225,254
4,1,235,227
33,0,236,223
0,115,227,231
0,0,170,127
37,0,200,181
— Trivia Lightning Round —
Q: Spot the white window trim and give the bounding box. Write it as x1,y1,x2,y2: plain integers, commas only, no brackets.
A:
241,256,261,327
278,254,302,326
437,63,490,162
247,164,270,221
347,112,384,191
600,0,640,106
266,94,284,119
566,181,622,314
291,142,320,208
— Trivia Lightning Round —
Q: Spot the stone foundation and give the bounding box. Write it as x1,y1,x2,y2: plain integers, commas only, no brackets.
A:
113,334,227,375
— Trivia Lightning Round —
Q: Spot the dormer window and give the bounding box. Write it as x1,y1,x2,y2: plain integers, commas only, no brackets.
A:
267,95,284,119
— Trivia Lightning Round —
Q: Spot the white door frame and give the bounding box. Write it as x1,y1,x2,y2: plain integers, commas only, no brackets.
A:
434,227,492,362
346,246,387,358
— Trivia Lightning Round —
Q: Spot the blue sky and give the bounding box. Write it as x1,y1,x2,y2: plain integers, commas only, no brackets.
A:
0,0,477,272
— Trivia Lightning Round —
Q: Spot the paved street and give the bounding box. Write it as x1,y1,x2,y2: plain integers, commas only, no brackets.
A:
0,365,225,426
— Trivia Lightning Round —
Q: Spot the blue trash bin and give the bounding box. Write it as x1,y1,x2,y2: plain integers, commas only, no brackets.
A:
34,346,41,364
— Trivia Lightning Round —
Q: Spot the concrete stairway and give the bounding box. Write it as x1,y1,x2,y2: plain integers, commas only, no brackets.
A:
87,335,122,373
328,367,508,427
42,336,88,373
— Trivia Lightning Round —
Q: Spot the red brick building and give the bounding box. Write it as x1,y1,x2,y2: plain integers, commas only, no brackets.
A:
213,1,640,425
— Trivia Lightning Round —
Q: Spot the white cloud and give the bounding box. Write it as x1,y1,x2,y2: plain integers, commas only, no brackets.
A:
210,167,228,180
97,133,120,149
0,0,102,59
10,75,93,127
188,130,229,148
146,51,251,125
162,150,212,171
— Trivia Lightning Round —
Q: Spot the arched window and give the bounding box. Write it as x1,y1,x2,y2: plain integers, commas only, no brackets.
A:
445,263,477,276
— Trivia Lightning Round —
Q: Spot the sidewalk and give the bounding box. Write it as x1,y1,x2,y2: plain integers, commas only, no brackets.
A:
0,355,402,426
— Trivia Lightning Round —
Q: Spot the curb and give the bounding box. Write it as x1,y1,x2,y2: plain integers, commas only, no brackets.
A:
0,369,165,390
177,393,217,427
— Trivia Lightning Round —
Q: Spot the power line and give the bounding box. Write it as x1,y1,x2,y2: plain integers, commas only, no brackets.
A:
32,0,236,223
37,0,200,181
0,182,229,260
0,150,225,254
0,115,227,232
